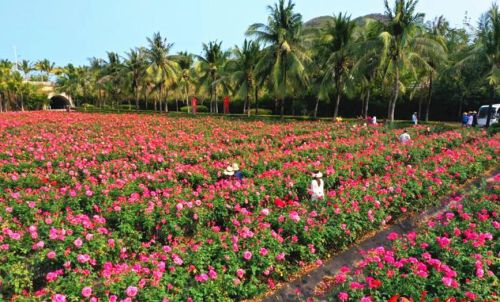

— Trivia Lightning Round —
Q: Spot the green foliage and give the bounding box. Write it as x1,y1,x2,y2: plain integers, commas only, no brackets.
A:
180,105,209,113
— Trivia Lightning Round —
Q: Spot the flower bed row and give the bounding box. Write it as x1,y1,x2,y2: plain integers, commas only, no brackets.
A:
323,182,499,301
0,112,498,301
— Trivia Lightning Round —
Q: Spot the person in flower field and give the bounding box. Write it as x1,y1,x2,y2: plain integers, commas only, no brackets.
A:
412,112,418,125
222,166,235,179
310,170,325,201
232,163,243,181
399,129,411,143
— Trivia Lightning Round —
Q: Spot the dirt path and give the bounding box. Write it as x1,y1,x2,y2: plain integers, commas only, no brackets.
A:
262,168,499,302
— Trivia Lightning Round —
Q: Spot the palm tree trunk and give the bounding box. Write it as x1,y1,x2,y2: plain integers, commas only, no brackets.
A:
314,97,320,119
360,93,365,118
281,55,287,119
388,64,399,124
364,87,371,119
243,93,248,115
486,85,496,127
255,86,259,115
135,87,140,110
425,72,433,122
165,89,169,113
458,95,463,119
418,92,423,119
185,85,190,114
210,85,214,113
333,91,341,119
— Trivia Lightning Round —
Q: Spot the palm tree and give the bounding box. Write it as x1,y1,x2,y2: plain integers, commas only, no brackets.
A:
175,51,194,112
101,52,123,108
247,0,310,118
124,48,148,110
35,59,55,81
423,16,449,121
146,32,179,113
380,0,445,123
351,20,385,118
196,41,229,113
462,4,500,126
227,39,261,116
320,13,356,119
20,60,33,81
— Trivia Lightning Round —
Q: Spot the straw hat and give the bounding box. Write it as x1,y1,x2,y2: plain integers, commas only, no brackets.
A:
223,166,234,176
312,171,323,178
232,163,240,171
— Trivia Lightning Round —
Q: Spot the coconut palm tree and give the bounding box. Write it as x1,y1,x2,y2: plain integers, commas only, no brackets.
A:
196,41,229,113
175,51,194,112
380,0,445,123
35,59,55,81
462,3,500,126
101,52,123,108
423,16,449,121
146,32,179,113
320,13,356,119
247,0,310,118
124,47,148,110
227,39,261,116
20,60,33,81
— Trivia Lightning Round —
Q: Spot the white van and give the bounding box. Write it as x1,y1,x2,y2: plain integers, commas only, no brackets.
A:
477,104,500,127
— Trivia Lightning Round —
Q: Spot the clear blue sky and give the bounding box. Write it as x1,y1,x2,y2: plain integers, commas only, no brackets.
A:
0,0,493,66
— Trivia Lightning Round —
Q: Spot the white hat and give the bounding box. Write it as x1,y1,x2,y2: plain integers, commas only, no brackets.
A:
232,163,240,171
312,171,323,178
223,166,234,176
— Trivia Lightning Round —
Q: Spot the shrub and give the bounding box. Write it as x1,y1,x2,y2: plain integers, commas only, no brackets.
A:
180,105,209,113
248,108,273,115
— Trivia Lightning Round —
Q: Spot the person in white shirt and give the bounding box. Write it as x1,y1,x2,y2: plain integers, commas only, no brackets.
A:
372,116,377,125
310,171,325,201
412,112,418,125
399,129,411,143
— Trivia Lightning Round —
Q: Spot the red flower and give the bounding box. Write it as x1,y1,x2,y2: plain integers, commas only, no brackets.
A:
274,197,286,208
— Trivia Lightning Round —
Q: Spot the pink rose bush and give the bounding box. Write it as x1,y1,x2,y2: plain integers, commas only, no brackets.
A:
0,112,498,301
325,186,499,301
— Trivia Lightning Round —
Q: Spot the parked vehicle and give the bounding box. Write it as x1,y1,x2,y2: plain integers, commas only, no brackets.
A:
477,104,500,127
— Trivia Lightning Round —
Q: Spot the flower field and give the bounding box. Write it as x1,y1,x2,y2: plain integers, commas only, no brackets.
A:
0,112,498,302
324,184,499,302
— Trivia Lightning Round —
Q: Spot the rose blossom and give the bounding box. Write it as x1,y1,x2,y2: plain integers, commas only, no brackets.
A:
126,286,138,297
82,286,92,298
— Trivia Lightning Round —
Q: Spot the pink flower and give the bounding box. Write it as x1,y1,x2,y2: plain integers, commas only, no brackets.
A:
108,295,117,302
47,251,56,259
77,254,91,263
208,269,217,279
126,286,138,297
476,268,484,278
465,292,476,300
289,211,301,222
260,247,268,256
52,294,67,302
276,252,285,261
442,276,453,287
387,232,399,240
236,268,245,278
81,286,92,298
195,273,209,282
261,208,270,216
74,237,83,248
360,297,372,302
338,292,349,301
436,236,451,248
243,250,252,260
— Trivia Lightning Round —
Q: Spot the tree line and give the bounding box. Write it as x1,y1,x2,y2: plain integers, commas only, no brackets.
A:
0,0,498,123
